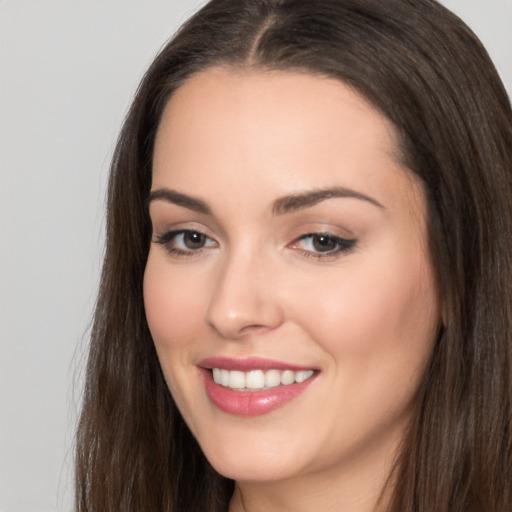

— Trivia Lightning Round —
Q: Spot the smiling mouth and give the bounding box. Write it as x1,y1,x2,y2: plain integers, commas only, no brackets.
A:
200,359,319,415
211,368,315,391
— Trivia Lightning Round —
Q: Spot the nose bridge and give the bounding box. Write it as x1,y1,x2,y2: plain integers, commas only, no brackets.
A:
205,243,283,339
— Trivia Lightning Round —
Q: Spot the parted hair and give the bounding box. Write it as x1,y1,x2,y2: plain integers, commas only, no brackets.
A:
75,1,512,510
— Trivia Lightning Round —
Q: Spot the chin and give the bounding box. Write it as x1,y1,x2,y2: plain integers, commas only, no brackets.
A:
210,457,296,483
200,437,306,482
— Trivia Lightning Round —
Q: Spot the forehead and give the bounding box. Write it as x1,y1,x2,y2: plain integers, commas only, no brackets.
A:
154,67,399,160
152,68,421,216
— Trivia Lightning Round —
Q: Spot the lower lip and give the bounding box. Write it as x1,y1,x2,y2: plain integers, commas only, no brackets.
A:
200,369,317,417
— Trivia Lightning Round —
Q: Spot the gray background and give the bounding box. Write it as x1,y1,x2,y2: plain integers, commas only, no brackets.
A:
0,1,510,511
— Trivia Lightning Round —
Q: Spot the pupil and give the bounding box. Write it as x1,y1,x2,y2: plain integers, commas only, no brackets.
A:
313,234,337,252
184,231,205,249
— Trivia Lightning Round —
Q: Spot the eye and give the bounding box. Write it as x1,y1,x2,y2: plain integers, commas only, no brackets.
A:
154,229,217,256
290,232,356,259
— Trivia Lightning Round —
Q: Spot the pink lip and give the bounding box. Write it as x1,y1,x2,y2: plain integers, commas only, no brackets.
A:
199,356,314,372
198,357,318,417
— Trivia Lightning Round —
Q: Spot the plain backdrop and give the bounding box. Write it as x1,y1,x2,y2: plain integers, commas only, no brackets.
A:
0,1,510,511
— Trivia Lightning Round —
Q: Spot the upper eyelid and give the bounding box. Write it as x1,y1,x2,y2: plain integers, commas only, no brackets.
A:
155,228,215,241
291,232,356,246
149,202,358,237
154,229,218,257
152,222,215,237
290,233,357,257
296,230,352,239
153,224,357,251
153,227,354,241
149,214,225,239
289,224,355,241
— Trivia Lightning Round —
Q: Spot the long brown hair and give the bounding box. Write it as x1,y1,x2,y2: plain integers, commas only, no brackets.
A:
75,1,512,510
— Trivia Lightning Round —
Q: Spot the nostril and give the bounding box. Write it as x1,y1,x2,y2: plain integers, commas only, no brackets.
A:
204,264,285,339
239,324,268,335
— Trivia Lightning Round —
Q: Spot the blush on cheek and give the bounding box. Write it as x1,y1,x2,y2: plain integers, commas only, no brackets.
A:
144,259,208,354
144,266,178,349
143,275,166,342
296,255,436,364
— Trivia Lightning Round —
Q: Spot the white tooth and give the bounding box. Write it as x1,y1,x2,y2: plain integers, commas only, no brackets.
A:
220,369,230,387
212,368,222,384
265,369,281,388
295,370,314,383
281,370,295,385
229,370,246,389
246,370,265,389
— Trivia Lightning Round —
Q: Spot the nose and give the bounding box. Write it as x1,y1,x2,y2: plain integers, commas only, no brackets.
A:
205,250,284,339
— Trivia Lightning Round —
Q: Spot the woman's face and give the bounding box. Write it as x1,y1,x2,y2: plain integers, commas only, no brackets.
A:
144,69,440,484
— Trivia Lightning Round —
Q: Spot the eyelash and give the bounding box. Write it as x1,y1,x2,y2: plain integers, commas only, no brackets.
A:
154,229,356,260
155,229,217,257
291,233,356,260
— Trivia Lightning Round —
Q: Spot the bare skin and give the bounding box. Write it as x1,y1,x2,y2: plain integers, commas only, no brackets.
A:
144,68,440,512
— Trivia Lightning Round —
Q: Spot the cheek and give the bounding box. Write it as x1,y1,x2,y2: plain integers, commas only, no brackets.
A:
290,249,439,386
143,255,206,356
143,254,211,419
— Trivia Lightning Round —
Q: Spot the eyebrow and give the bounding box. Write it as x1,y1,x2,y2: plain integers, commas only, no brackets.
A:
148,186,384,216
148,188,211,214
272,187,385,214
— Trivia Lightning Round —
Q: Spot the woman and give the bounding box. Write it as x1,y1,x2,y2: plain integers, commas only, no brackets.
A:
75,0,512,510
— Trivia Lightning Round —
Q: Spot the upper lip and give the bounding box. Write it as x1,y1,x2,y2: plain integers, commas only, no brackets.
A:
198,356,316,372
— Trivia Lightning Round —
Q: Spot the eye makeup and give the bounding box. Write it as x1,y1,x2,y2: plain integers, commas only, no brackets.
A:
153,227,356,262
155,229,218,257
289,232,356,260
